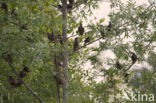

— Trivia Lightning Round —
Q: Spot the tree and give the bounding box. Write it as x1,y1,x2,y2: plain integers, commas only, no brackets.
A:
0,0,156,103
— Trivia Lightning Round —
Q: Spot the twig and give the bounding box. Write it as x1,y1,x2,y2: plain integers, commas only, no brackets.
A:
79,37,103,49
67,34,77,39
70,36,103,56
125,62,135,72
9,64,44,103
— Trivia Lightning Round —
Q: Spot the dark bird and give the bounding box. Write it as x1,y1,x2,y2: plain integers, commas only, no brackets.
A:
0,2,8,12
19,70,27,78
13,79,22,87
21,24,28,30
69,0,74,4
84,37,90,46
23,66,30,72
57,5,62,9
73,37,79,51
47,32,55,42
54,73,64,85
124,73,130,78
107,21,112,31
8,76,15,86
124,73,130,83
8,76,22,87
115,61,122,70
67,4,72,10
131,52,137,64
78,23,84,36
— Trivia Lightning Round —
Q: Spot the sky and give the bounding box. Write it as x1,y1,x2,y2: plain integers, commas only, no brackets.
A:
90,0,150,23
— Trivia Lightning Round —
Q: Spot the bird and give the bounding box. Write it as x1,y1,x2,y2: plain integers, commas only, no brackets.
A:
47,32,55,42
0,2,8,12
68,0,74,4
115,61,122,70
107,21,112,31
84,37,90,46
23,66,30,72
57,5,62,10
131,52,138,64
73,37,79,51
19,70,27,78
8,76,15,86
78,23,84,36
53,73,64,85
124,73,130,78
8,76,22,87
84,0,88,3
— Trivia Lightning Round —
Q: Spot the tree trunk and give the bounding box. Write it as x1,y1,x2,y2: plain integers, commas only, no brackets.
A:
62,0,68,103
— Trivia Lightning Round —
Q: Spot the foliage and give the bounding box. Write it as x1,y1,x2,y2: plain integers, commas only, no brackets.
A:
0,0,156,103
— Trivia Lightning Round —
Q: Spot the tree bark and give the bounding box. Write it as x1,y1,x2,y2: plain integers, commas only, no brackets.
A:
62,0,68,103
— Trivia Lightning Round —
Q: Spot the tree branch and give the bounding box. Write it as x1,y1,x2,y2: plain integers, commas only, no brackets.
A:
79,37,103,49
125,62,136,72
70,36,103,56
8,63,44,103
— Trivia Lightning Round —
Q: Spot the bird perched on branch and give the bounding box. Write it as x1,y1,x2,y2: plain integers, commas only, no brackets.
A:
68,0,74,10
115,61,122,70
0,2,8,12
57,4,72,12
124,73,130,78
84,37,90,46
19,70,27,78
8,76,22,87
47,32,55,42
19,66,30,78
69,0,74,4
131,52,138,64
124,73,130,83
73,37,79,51
57,5,62,10
23,66,30,72
107,21,112,31
53,73,65,86
78,23,84,36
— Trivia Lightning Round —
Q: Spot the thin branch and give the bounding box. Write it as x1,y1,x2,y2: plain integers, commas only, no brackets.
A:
71,1,87,10
8,64,44,103
70,36,103,56
67,34,77,39
125,63,135,72
79,37,103,49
